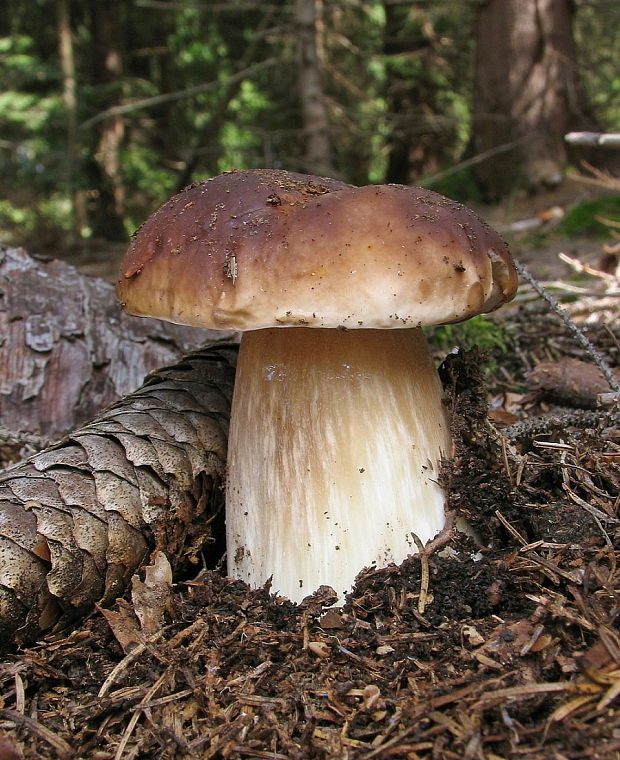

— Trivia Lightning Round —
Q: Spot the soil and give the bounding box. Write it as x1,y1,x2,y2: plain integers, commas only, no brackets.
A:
0,182,618,759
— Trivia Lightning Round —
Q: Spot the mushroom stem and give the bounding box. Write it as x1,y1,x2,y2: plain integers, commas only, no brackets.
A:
226,327,451,602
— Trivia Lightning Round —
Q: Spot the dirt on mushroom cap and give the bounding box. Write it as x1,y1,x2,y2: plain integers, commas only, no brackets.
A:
116,169,518,331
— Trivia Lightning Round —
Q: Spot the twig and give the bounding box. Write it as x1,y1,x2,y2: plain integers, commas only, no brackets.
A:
410,532,430,614
502,408,618,442
98,629,167,698
565,132,620,148
514,259,620,393
422,136,532,187
114,670,168,760
0,709,73,759
423,510,456,555
567,161,620,192
495,510,528,546
596,216,620,232
604,323,620,353
81,57,281,128
558,252,618,283
334,642,383,672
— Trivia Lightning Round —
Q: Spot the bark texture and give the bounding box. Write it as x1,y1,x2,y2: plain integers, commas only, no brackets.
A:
88,0,128,239
0,246,232,442
295,0,335,177
0,344,236,649
383,3,460,185
56,0,86,239
472,0,589,197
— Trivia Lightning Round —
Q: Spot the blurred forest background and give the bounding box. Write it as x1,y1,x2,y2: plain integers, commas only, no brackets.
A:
1,0,619,260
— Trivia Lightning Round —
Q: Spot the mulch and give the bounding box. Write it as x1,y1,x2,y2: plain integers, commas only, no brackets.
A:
0,298,618,760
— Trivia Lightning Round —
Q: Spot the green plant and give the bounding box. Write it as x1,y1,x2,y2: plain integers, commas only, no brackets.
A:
427,314,511,371
424,166,485,204
559,195,620,238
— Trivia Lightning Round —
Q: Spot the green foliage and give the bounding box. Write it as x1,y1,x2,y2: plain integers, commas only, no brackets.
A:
0,0,617,253
558,195,620,237
424,167,484,204
0,192,73,247
321,2,387,184
0,33,73,242
380,0,476,183
575,0,620,128
217,81,272,172
427,315,511,370
0,35,64,178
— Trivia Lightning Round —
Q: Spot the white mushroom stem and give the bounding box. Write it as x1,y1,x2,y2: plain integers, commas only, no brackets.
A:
226,327,451,602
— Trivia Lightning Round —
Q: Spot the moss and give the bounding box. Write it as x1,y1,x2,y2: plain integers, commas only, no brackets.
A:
427,314,510,371
558,195,620,238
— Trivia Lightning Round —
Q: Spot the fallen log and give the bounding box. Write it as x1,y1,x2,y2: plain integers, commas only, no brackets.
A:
0,245,234,443
0,344,236,650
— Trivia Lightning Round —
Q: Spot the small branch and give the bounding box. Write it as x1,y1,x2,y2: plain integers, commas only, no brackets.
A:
422,136,532,187
502,408,617,442
558,252,618,283
173,10,280,192
567,161,620,192
514,259,620,393
565,132,620,148
410,532,429,614
81,57,281,129
0,710,73,759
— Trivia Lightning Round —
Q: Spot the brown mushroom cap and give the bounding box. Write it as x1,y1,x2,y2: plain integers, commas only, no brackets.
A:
117,169,517,330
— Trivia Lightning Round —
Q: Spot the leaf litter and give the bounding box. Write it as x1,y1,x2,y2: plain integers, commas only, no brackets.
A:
0,292,618,759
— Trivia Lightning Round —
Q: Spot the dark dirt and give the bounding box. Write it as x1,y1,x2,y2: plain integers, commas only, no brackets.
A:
0,302,618,758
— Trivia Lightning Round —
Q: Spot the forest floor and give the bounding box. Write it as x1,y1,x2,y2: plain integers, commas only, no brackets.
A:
0,179,618,759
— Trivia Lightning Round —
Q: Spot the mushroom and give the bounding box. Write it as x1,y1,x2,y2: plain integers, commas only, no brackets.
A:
117,169,517,602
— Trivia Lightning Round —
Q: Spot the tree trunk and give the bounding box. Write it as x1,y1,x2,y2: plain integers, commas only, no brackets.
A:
0,344,236,650
0,247,234,444
472,0,591,198
88,0,129,240
295,0,336,177
56,0,87,240
383,4,457,185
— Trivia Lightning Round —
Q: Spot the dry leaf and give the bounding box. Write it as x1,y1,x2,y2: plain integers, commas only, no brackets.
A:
98,599,142,652
131,551,174,635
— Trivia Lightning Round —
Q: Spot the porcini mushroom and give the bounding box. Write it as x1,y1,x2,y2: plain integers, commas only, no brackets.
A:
117,169,517,602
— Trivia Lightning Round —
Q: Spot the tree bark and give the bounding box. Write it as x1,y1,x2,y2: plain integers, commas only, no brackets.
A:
87,0,129,240
0,247,233,444
56,0,87,240
0,344,236,650
472,0,592,198
295,0,336,177
383,4,458,185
